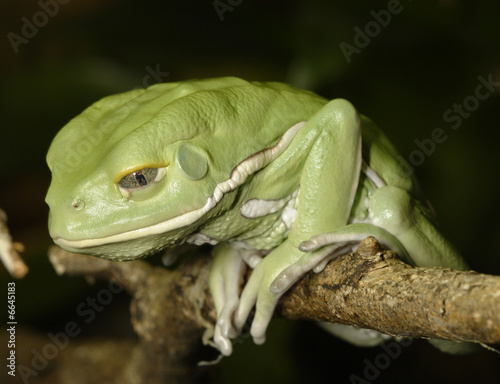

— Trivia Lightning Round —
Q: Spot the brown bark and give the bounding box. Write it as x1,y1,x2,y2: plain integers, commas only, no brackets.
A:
44,237,500,383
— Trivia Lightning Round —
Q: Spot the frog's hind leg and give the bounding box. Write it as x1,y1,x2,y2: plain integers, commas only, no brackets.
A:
208,244,246,356
355,184,474,353
279,183,468,286
275,182,472,352
269,155,468,294
367,185,468,271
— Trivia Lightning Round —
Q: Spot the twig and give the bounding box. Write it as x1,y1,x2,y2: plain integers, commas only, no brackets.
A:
0,208,28,278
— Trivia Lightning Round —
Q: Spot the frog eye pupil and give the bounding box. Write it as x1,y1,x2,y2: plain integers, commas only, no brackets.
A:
135,170,148,186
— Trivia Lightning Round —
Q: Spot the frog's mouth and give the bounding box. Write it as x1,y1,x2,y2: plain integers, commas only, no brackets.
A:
52,122,306,250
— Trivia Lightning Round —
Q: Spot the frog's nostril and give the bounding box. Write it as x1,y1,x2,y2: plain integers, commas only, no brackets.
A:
72,199,85,210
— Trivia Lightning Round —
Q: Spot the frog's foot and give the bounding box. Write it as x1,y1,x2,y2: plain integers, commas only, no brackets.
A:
233,242,302,345
270,224,409,295
268,242,353,294
268,233,368,295
232,236,373,345
209,245,247,356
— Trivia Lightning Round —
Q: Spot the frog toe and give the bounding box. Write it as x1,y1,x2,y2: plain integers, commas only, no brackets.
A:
270,245,351,294
213,326,233,356
233,276,259,332
217,299,239,338
249,288,280,345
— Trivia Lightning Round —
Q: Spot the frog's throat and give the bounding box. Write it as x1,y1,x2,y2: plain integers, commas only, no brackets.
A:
55,121,306,250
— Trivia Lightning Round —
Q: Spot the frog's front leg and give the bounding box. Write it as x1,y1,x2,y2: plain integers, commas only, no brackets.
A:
234,99,363,344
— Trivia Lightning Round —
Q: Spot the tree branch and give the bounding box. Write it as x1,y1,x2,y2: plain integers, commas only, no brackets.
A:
277,237,500,344
46,237,500,383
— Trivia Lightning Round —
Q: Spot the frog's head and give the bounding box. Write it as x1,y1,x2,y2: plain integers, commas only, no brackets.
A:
46,77,322,260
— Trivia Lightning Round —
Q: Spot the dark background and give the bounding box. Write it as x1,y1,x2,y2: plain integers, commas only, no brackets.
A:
1,1,499,383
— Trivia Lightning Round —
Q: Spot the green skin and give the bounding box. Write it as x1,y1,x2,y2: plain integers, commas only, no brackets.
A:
46,77,468,356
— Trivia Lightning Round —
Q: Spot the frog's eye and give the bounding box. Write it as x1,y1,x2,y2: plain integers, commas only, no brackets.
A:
118,167,166,198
